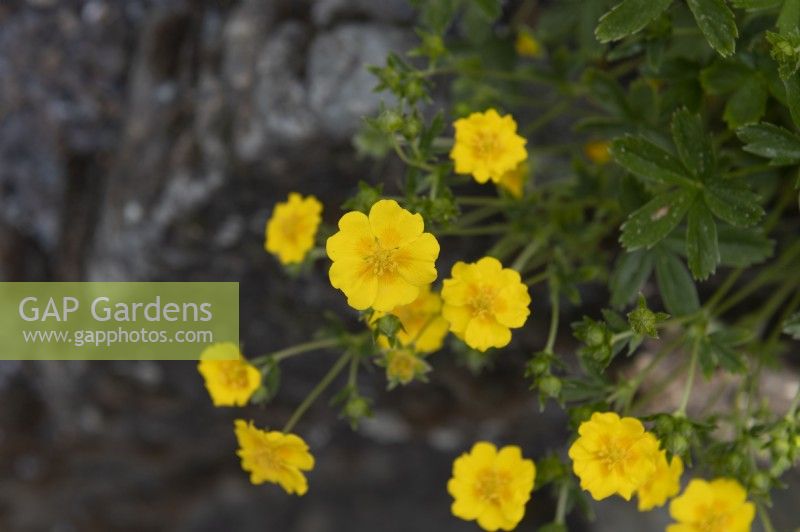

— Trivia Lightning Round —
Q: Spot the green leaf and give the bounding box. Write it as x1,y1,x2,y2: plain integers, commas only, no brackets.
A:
723,76,768,128
783,312,800,339
778,0,800,34
609,249,655,308
730,0,782,10
700,60,751,94
717,225,774,266
473,0,502,20
655,249,700,315
595,0,673,42
621,189,696,250
671,109,714,178
610,136,694,186
686,200,719,280
737,123,800,164
686,0,738,57
703,183,765,227
784,75,800,130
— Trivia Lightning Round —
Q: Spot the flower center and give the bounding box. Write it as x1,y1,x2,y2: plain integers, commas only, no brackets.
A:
597,441,630,471
279,214,304,242
219,361,251,390
471,130,499,159
389,352,416,381
365,246,398,277
467,286,497,317
697,504,732,532
474,467,512,505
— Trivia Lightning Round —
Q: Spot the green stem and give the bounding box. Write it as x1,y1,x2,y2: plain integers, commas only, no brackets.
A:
524,271,548,286
758,502,776,532
610,330,634,344
523,100,570,136
348,351,360,388
554,481,569,525
511,236,545,272
437,224,509,236
393,139,435,172
456,196,511,206
545,289,560,354
283,352,350,433
675,340,700,416
455,204,503,228
250,337,339,366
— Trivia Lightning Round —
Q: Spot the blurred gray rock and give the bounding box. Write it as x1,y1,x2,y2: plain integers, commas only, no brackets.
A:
308,24,411,140
311,0,414,26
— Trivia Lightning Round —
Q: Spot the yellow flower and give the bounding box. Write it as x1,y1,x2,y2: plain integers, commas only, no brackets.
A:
637,451,684,511
371,285,450,354
441,257,531,352
197,343,261,407
515,31,542,58
326,199,440,311
234,420,315,495
668,478,755,532
384,348,430,387
568,412,661,501
450,109,528,184
584,140,612,165
497,160,530,198
265,193,323,265
448,442,536,531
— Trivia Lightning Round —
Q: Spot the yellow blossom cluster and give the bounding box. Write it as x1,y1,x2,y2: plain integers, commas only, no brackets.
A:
326,199,532,356
568,412,681,505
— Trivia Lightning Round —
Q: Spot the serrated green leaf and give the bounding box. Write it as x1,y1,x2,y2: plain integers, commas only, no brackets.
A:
686,200,719,280
595,0,673,42
671,108,714,177
610,249,656,308
655,249,700,315
621,189,696,250
703,183,765,227
737,123,800,164
717,225,774,266
723,76,768,128
686,0,738,57
610,136,695,186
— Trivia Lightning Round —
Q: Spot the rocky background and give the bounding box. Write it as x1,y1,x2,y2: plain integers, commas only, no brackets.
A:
0,1,797,531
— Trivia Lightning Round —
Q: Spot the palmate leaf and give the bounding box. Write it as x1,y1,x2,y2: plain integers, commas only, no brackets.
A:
595,0,673,42
621,189,696,250
686,0,738,57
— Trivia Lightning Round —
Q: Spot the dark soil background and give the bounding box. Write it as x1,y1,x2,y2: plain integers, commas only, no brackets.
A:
0,1,797,531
